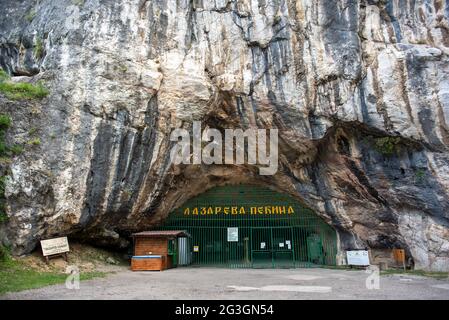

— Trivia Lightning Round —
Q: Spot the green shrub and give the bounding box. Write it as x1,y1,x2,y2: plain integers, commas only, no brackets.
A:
72,0,85,6
0,114,11,129
25,9,36,22
28,127,38,136
0,70,9,82
0,81,49,100
0,176,5,196
34,37,44,59
374,137,401,156
0,141,6,155
28,137,41,146
0,177,6,224
0,244,11,262
9,144,24,155
0,211,7,224
415,169,426,184
0,115,11,157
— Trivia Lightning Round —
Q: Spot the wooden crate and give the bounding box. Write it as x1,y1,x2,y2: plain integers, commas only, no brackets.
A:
131,256,165,271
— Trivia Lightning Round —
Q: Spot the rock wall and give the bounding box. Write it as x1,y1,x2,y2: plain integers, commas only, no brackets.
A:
0,0,449,271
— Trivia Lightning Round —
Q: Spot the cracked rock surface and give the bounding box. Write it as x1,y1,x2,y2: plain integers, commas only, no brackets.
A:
1,0,449,271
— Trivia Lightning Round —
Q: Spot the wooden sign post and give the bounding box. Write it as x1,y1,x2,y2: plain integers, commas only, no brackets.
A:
40,237,70,263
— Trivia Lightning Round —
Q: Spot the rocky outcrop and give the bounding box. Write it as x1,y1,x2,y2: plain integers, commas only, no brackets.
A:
0,0,449,271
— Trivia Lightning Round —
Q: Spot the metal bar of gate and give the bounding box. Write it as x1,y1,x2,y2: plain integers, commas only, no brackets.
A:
151,185,337,269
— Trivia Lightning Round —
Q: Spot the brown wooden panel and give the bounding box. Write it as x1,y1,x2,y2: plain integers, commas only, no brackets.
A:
131,257,165,271
166,256,173,269
134,238,168,256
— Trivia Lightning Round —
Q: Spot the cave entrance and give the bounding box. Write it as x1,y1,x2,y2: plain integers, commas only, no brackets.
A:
154,185,337,268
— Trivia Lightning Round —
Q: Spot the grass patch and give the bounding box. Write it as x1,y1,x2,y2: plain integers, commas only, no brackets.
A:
72,0,85,6
27,137,41,146
28,127,38,136
0,175,6,222
381,269,449,279
0,81,49,100
0,246,108,295
34,37,44,59
0,114,11,128
9,144,24,155
322,265,361,271
0,70,9,82
0,69,49,100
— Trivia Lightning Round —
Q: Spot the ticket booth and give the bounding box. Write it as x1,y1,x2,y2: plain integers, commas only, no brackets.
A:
131,230,191,271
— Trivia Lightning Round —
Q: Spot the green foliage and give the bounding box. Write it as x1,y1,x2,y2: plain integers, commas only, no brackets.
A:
381,269,448,279
34,37,44,59
118,64,128,73
0,244,12,263
414,168,427,184
0,68,49,100
0,114,24,157
9,144,24,155
27,137,41,146
0,81,49,100
0,115,12,157
28,127,38,136
25,9,36,22
0,211,7,223
0,114,11,129
415,169,425,178
72,0,85,6
374,137,402,156
0,176,6,223
0,114,20,225
0,142,5,156
0,177,5,198
0,251,107,294
0,70,9,82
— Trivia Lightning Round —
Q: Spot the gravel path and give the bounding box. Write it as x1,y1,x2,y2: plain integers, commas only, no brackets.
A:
2,267,449,300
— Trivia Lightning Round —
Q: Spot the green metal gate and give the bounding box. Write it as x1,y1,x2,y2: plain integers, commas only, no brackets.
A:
154,185,337,268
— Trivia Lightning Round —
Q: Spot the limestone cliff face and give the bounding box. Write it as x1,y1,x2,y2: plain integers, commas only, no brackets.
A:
1,0,449,271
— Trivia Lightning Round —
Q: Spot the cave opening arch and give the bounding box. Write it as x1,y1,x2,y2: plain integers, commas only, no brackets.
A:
153,184,338,268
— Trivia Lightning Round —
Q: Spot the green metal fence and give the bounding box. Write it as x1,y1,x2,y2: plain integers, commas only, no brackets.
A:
155,185,337,268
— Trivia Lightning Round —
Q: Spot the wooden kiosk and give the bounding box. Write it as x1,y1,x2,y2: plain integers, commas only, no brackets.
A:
131,230,190,271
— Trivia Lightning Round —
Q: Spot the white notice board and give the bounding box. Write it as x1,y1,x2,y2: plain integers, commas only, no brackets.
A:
346,250,370,266
227,228,238,242
40,237,69,256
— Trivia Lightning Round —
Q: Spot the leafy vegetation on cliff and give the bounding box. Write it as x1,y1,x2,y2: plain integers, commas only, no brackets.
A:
0,69,49,100
374,137,402,156
0,114,12,223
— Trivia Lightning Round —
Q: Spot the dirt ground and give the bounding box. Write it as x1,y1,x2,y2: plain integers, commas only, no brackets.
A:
11,243,128,274
2,267,449,300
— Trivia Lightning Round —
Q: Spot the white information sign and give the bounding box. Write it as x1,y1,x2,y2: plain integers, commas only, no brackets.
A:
346,250,370,266
260,242,266,249
227,228,238,242
40,237,69,256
